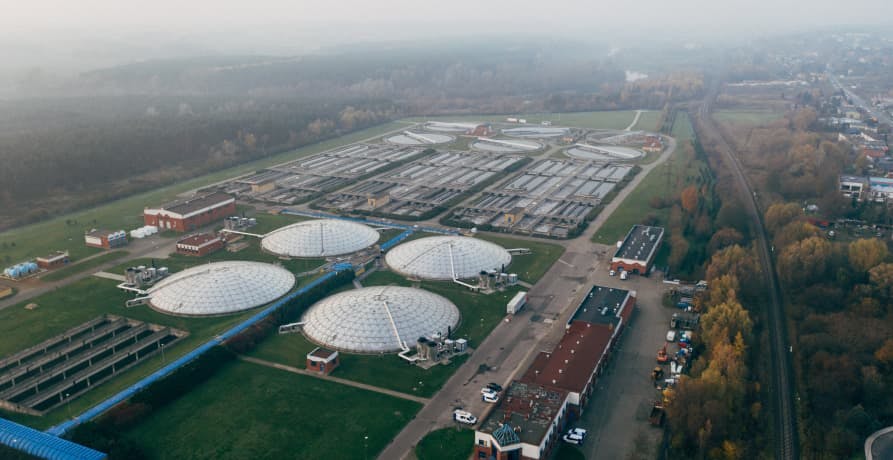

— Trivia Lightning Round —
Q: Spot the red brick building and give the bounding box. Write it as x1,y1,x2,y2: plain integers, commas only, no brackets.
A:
306,347,339,375
84,229,128,249
175,233,224,257
144,192,235,232
610,225,664,275
36,251,70,269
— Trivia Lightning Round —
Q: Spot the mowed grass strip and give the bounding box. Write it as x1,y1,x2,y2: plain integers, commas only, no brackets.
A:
0,122,405,264
40,250,129,282
592,112,701,244
416,427,474,460
124,360,421,460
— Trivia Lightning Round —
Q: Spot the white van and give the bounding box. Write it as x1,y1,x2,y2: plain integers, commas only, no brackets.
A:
666,330,677,342
453,409,477,425
620,271,629,280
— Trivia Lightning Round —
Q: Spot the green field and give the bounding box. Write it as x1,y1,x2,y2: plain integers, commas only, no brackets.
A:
0,122,406,264
415,427,474,460
0,273,320,429
123,360,421,460
39,250,129,282
631,110,662,131
713,109,784,127
404,110,645,130
473,234,564,283
592,112,702,244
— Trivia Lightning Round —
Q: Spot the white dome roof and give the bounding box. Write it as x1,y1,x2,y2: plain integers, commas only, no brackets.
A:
148,261,295,316
385,236,511,280
261,219,380,258
301,286,460,353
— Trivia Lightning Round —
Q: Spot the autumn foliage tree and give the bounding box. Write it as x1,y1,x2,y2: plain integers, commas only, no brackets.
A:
848,238,889,274
777,236,832,288
680,185,700,214
764,202,803,235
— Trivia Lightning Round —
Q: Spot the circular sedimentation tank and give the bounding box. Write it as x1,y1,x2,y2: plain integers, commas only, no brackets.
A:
385,236,512,280
147,261,295,316
261,219,380,258
301,286,461,353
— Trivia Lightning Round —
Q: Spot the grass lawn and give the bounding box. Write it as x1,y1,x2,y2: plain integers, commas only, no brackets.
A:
0,272,321,430
473,234,565,283
244,211,313,235
250,268,520,396
713,109,784,127
123,360,421,460
592,112,703,244
415,427,474,460
0,122,405,264
403,110,643,130
632,110,662,131
39,250,129,282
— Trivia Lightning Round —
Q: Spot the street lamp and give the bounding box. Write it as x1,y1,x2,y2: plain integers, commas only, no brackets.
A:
65,392,72,419
160,342,166,363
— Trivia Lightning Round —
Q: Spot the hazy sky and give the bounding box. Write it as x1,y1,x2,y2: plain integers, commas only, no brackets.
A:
1,0,892,70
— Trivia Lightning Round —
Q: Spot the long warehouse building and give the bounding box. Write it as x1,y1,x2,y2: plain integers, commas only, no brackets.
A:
144,192,236,232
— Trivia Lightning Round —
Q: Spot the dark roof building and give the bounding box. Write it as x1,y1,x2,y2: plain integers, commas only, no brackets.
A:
474,381,570,460
610,225,664,274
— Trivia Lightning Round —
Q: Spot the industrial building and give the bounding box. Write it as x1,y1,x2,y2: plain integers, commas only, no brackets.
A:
36,251,70,269
140,261,295,316
839,175,870,200
610,225,664,274
175,233,224,257
300,286,460,353
385,131,454,146
261,219,380,258
451,159,631,237
143,192,236,232
473,285,636,458
522,285,636,412
471,138,542,153
385,236,512,280
84,229,128,249
474,381,571,460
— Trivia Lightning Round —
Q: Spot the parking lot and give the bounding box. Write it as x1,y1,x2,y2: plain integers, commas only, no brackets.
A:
449,159,632,237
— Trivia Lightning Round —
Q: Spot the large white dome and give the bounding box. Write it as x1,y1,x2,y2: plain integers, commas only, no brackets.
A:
261,219,380,258
147,261,295,316
385,236,512,280
301,286,460,353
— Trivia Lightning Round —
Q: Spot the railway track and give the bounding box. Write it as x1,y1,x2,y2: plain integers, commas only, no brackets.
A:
692,85,798,459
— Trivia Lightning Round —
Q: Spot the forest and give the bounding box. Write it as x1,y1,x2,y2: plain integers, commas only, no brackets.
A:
0,42,702,230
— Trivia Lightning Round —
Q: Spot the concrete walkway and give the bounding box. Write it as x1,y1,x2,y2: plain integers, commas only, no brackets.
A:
239,356,431,405
93,272,126,282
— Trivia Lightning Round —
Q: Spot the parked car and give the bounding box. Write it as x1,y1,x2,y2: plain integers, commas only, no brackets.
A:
482,391,499,403
666,330,677,342
567,428,588,439
562,433,584,445
620,271,628,280
486,382,503,393
453,409,477,425
609,269,616,276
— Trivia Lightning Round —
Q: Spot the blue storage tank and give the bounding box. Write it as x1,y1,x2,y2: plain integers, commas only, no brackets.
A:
26,262,38,273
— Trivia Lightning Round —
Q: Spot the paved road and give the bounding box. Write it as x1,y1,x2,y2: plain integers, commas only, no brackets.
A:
693,85,798,460
827,72,893,126
239,356,431,404
376,136,678,460
625,110,645,131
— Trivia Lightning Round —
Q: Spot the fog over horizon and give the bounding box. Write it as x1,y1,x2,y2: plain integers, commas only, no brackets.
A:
2,0,893,73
